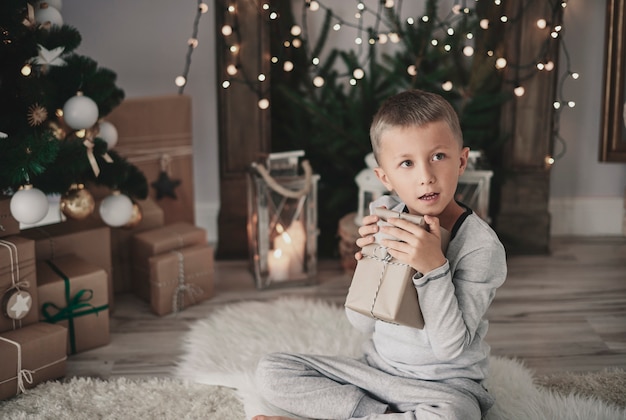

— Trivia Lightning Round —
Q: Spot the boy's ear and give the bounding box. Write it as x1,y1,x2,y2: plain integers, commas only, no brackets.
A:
373,167,394,192
458,147,470,175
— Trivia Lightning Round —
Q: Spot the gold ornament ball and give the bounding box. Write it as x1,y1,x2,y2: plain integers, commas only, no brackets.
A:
60,184,95,220
123,202,143,229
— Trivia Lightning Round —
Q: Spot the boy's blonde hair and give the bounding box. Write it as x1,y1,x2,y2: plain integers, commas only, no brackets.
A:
369,89,463,163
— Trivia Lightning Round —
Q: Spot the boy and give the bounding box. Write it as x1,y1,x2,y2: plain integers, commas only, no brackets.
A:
253,89,507,420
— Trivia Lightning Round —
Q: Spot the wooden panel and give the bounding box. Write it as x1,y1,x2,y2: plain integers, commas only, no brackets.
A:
216,0,271,258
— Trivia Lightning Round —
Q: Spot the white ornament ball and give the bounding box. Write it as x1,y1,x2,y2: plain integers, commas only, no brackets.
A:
99,192,133,227
63,94,99,130
34,4,63,27
98,121,118,149
10,186,49,224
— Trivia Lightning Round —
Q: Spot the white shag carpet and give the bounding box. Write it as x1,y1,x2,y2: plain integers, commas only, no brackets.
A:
0,377,244,420
175,297,626,420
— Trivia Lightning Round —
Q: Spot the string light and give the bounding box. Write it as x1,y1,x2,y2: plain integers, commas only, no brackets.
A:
175,0,208,94
208,0,577,162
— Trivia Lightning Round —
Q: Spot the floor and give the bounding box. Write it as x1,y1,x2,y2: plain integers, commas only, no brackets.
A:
65,236,626,379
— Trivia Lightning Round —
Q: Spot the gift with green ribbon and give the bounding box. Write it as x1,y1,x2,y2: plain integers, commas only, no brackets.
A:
37,255,110,355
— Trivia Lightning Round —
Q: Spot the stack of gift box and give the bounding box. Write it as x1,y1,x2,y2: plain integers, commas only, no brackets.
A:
0,195,215,401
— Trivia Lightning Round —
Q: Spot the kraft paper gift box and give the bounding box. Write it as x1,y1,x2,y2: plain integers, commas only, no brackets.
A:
131,222,207,301
0,197,20,238
345,244,425,329
345,210,450,329
106,94,195,225
37,255,110,355
147,244,214,316
0,322,67,400
21,223,114,311
0,237,39,333
66,192,166,295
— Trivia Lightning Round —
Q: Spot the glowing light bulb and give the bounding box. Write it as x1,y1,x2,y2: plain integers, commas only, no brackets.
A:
258,73,266,82
262,3,270,10
357,2,365,10
228,5,235,13
21,64,32,76
447,28,454,36
312,57,320,65
313,76,324,87
291,25,301,36
369,38,376,45
56,109,63,117
514,86,525,97
199,3,208,13
188,38,199,48
309,1,319,11
385,0,394,7
269,12,278,20
333,23,341,31
389,33,400,43
544,61,555,71
536,19,547,29
466,33,474,40
353,68,364,79
444,44,451,52
349,79,357,86
567,101,575,108
283,61,294,72
258,98,270,109
480,19,489,29
407,17,415,25
271,56,278,63
495,57,507,69
407,65,417,76
452,4,462,14
537,62,545,70
553,102,561,109
545,156,555,166
175,76,186,87
226,64,238,75
571,72,580,79
500,15,508,23
378,33,388,44
230,45,238,53
431,39,438,46
463,46,474,56
422,15,429,23
355,37,363,45
551,31,559,38
222,25,233,36
292,39,302,48
222,80,231,88
442,81,453,91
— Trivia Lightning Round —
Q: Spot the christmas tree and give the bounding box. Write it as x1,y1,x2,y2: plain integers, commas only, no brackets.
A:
0,0,147,226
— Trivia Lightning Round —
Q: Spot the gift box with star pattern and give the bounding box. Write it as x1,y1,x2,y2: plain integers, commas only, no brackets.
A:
0,236,39,333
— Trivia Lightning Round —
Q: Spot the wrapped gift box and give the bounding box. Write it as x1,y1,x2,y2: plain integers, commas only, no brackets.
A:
37,255,110,355
345,244,424,329
21,223,113,311
147,244,214,316
0,197,20,238
131,222,207,301
65,192,165,295
0,237,39,333
0,322,67,400
106,94,195,225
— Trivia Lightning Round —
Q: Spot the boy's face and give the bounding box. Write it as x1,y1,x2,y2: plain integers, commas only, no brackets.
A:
374,121,469,218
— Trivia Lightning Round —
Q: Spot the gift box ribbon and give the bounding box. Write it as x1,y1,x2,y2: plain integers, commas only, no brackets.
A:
171,251,203,313
362,245,412,321
0,336,66,395
0,239,30,329
41,260,109,354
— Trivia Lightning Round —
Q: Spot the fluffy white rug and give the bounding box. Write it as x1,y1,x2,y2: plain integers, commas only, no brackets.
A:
0,377,244,420
175,297,626,420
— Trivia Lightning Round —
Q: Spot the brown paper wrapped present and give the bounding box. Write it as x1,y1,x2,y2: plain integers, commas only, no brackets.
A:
0,197,20,238
0,322,67,400
345,215,451,329
21,223,113,311
131,222,207,301
65,193,166,295
147,245,214,316
37,255,110,355
345,244,424,329
0,237,39,333
106,94,195,225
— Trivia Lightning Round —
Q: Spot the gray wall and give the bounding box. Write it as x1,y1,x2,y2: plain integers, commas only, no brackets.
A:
62,1,625,241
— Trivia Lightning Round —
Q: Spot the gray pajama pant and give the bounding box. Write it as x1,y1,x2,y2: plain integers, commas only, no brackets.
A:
255,348,494,420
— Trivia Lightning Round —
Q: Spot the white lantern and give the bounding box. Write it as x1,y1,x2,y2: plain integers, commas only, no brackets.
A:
354,153,388,225
247,151,320,289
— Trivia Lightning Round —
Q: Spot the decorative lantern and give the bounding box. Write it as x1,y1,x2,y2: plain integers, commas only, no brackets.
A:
354,153,388,225
247,151,320,289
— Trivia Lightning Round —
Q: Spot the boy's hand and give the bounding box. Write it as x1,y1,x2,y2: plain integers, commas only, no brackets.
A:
378,214,446,274
354,213,382,260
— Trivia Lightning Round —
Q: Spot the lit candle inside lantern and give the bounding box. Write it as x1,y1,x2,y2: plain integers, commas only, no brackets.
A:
268,248,290,281
269,221,306,281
